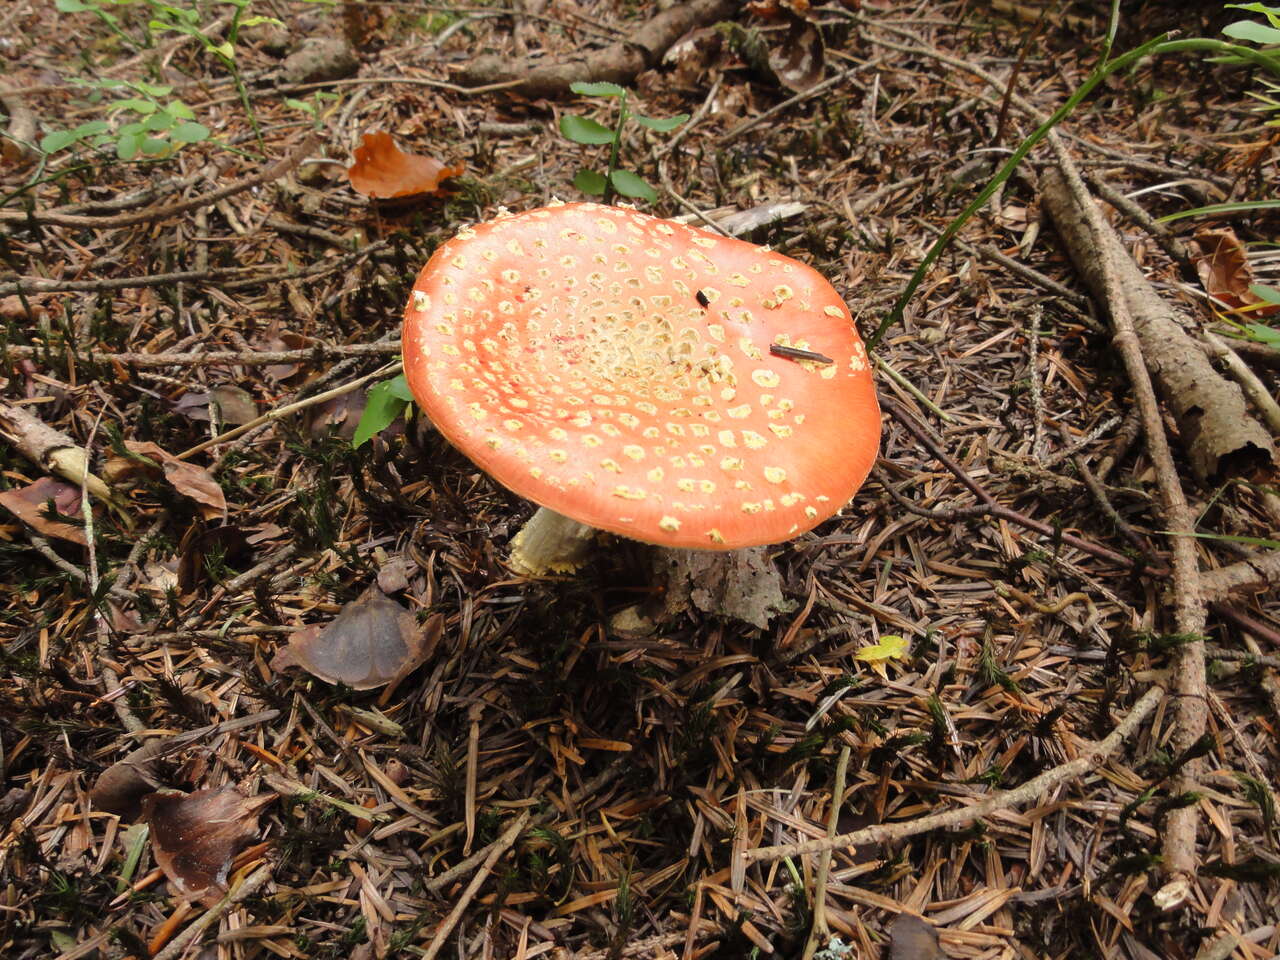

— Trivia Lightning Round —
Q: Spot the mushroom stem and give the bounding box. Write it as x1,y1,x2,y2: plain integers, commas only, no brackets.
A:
509,507,598,576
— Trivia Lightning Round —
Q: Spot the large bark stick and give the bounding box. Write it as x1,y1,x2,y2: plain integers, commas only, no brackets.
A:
1040,174,1276,483
458,0,737,98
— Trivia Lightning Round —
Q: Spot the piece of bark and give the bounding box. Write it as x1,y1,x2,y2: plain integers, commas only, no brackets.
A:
0,399,112,501
1199,551,1280,601
281,38,358,84
1040,169,1276,483
458,0,737,98
656,546,794,630
1,89,37,167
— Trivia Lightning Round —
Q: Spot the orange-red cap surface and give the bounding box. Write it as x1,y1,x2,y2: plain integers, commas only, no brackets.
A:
402,201,879,549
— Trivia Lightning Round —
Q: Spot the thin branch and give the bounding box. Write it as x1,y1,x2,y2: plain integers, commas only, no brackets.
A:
741,684,1164,865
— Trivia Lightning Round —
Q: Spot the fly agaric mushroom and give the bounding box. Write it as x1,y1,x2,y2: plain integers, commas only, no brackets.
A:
402,201,879,575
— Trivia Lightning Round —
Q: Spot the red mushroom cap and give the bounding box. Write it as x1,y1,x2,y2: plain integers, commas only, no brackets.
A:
402,201,879,549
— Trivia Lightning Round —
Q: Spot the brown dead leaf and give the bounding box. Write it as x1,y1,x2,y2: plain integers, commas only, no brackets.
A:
174,386,259,426
769,15,825,92
663,28,728,90
118,440,227,520
141,785,273,904
270,584,442,690
347,132,463,200
0,476,87,545
92,739,171,821
1194,227,1280,317
889,913,943,960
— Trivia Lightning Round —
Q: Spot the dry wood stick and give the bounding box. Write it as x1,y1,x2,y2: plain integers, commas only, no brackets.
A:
4,341,400,368
421,810,531,960
0,135,317,228
1044,138,1207,903
802,746,850,960
150,863,272,960
175,361,401,461
740,684,1164,866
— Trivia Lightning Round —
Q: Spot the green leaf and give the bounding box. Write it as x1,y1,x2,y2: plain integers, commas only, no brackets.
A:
559,114,615,145
1157,198,1280,223
385,374,414,402
1249,283,1280,305
572,169,607,195
117,121,146,136
166,99,195,119
170,121,210,143
353,380,410,449
1223,19,1280,44
609,169,657,202
570,81,626,98
1243,322,1280,346
55,0,94,11
240,15,283,27
632,113,689,133
145,111,176,132
111,97,157,114
284,97,313,114
40,129,83,153
116,131,144,161
210,40,236,61
1227,4,1280,29
141,137,171,156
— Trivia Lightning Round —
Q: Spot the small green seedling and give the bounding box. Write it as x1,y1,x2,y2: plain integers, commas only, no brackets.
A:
285,91,340,131
353,373,414,449
559,81,687,204
41,79,208,160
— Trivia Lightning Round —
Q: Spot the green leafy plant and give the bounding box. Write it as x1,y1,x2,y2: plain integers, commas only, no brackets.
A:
559,81,687,204
285,91,340,130
48,0,280,157
352,373,413,449
148,0,279,145
41,79,208,160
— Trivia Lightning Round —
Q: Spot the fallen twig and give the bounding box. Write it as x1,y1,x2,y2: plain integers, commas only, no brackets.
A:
4,340,400,369
1044,141,1207,905
0,135,317,228
421,809,531,960
740,684,1164,866
457,0,735,97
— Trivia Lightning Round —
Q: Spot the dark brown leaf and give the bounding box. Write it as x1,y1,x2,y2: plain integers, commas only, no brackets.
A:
270,585,442,690
347,131,463,200
1194,227,1280,318
142,785,273,903
120,440,227,520
889,913,943,960
0,476,87,545
91,739,171,821
208,385,259,425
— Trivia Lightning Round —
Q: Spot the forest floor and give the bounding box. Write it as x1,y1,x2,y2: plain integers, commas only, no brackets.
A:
1,1,1279,958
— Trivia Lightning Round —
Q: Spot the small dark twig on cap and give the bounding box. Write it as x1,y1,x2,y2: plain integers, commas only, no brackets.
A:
769,344,834,365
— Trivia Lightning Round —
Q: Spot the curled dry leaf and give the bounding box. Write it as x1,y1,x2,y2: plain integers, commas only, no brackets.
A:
174,386,259,426
91,738,172,821
347,131,464,200
114,440,227,520
1194,228,1280,318
271,584,442,690
888,913,943,960
141,785,273,904
769,14,825,92
0,476,87,545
